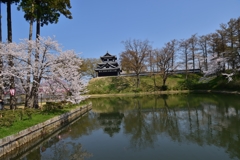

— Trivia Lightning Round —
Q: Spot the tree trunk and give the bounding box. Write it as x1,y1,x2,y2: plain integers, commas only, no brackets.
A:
0,1,2,42
30,2,41,108
152,74,156,91
162,73,168,91
163,76,167,87
32,38,39,108
0,56,2,100
136,74,140,88
7,1,12,43
185,50,188,80
0,1,3,100
7,1,16,109
25,20,34,108
36,11,40,39
192,52,195,71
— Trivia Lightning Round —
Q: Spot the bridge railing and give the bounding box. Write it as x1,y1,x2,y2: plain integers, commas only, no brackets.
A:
120,69,202,77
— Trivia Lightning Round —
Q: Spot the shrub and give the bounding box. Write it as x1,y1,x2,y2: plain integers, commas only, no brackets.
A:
0,111,16,127
0,110,23,127
43,102,63,111
161,85,168,91
132,88,142,93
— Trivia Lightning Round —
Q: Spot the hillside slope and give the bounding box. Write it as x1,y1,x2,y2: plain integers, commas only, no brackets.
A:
87,73,240,94
87,74,199,94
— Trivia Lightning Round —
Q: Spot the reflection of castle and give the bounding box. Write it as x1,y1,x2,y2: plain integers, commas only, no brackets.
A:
98,112,124,137
95,52,121,77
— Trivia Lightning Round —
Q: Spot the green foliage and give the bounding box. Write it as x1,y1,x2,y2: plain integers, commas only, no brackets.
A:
177,73,240,91
177,74,202,90
161,85,168,91
43,102,63,111
1,0,20,5
16,108,35,120
0,111,16,127
41,101,76,115
18,0,72,26
132,88,142,93
81,58,101,78
201,74,240,91
0,108,36,127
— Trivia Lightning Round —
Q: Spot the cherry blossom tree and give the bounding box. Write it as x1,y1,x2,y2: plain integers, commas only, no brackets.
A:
0,36,87,108
203,55,227,77
49,50,88,104
0,41,27,109
222,73,234,83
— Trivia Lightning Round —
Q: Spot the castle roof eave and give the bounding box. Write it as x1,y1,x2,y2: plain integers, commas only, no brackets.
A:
95,67,121,71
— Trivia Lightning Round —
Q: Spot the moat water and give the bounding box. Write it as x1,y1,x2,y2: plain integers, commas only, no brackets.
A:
7,93,240,160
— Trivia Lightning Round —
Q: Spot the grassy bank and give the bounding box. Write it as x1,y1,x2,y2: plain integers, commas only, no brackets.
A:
0,101,89,139
87,73,240,94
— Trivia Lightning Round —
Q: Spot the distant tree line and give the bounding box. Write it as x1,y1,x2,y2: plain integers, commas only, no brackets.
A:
119,17,240,88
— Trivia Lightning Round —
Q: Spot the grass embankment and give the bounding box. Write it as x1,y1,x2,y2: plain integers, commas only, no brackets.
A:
87,73,240,94
0,101,89,139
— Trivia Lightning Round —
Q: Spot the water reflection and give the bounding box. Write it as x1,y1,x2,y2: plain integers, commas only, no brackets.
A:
90,93,240,159
98,112,124,137
124,100,158,150
7,115,96,160
7,93,240,160
41,140,92,160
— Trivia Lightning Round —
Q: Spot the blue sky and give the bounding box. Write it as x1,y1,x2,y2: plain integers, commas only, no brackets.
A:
1,0,240,59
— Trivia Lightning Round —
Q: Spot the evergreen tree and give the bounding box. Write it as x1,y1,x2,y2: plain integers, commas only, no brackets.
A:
18,0,73,108
18,0,72,39
1,0,20,109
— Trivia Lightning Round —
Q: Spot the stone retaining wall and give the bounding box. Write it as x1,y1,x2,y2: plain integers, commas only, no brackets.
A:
0,103,92,158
